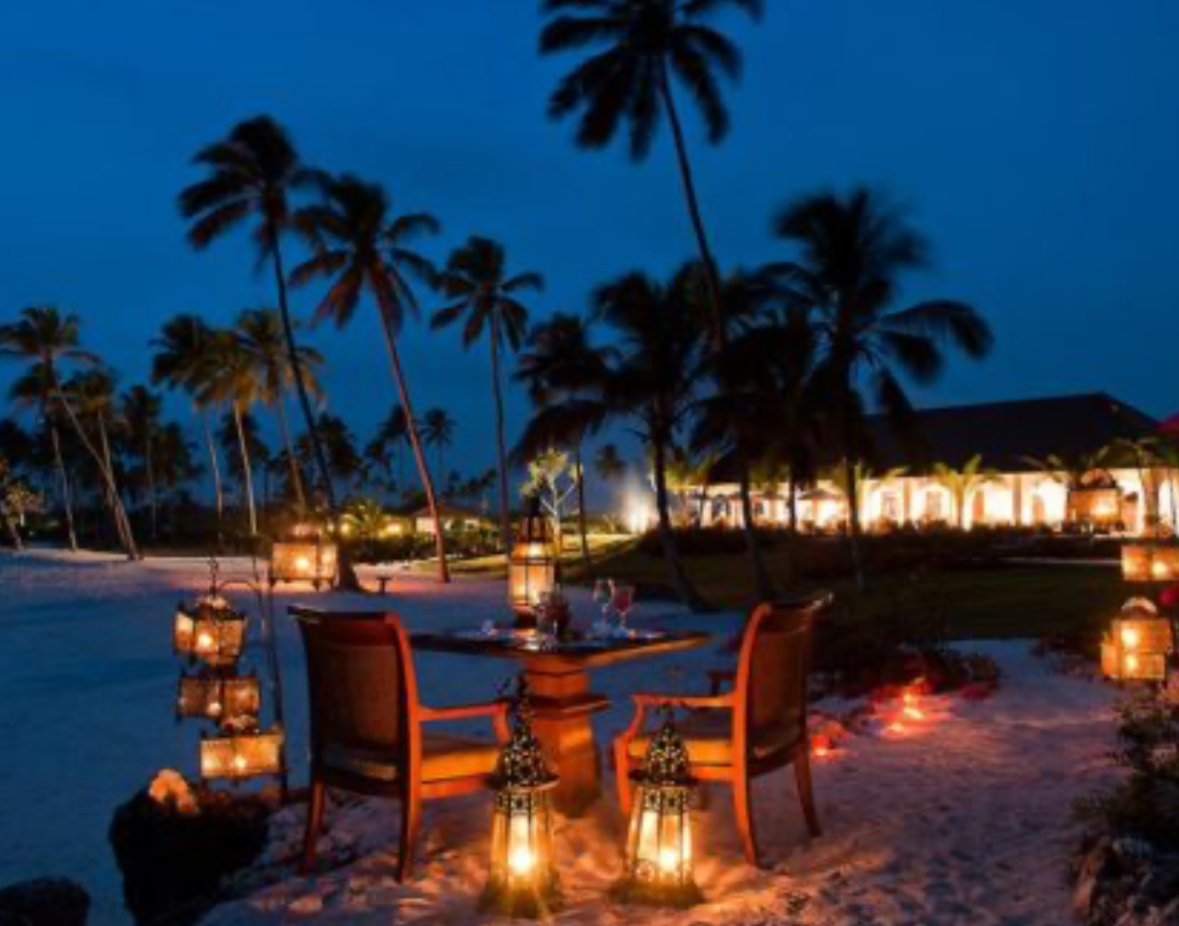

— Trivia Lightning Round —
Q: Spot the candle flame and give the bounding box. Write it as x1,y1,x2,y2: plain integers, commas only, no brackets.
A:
508,846,535,876
658,848,680,873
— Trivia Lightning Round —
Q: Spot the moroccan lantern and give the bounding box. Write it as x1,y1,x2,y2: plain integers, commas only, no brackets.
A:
173,598,246,667
508,497,556,621
479,691,561,918
176,672,261,723
615,716,702,907
1102,598,1174,682
199,723,284,781
1123,544,1179,584
270,538,338,589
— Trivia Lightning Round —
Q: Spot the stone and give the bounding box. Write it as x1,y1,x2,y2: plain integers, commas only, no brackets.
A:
0,878,89,926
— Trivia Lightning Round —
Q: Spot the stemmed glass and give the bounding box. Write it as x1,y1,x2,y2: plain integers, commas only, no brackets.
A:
611,584,636,636
592,579,614,637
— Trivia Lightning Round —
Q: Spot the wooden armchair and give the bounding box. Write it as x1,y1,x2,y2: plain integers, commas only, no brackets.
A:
292,606,509,880
613,592,831,867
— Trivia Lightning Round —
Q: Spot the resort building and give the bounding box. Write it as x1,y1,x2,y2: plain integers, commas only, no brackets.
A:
694,393,1174,536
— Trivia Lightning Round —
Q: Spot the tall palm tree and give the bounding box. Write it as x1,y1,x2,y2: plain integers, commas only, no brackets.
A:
434,235,544,551
151,315,227,540
296,413,361,500
234,307,323,512
290,171,450,581
773,186,993,587
366,406,411,500
1,306,139,558
539,0,763,346
121,385,163,540
177,116,336,515
515,312,611,568
419,408,455,479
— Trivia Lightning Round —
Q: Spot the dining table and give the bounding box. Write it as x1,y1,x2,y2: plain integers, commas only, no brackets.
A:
412,623,711,815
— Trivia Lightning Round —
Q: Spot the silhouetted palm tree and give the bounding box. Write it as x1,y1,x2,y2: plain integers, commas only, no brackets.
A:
121,385,163,540
419,408,456,479
366,406,411,501
434,235,543,552
177,116,336,513
290,172,450,582
539,0,763,345
297,413,361,499
773,186,993,587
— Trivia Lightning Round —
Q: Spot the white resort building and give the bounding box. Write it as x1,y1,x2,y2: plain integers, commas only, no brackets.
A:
693,393,1174,536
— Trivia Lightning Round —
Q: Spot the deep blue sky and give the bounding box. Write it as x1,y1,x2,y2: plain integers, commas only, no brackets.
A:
1,0,1177,489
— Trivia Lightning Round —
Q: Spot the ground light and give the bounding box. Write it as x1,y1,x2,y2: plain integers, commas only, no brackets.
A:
614,715,702,908
1122,543,1179,584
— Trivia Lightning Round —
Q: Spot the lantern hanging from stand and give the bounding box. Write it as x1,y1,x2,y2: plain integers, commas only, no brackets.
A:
173,596,246,667
1101,597,1174,682
479,686,561,918
508,497,556,622
177,671,262,723
614,715,702,908
199,721,285,781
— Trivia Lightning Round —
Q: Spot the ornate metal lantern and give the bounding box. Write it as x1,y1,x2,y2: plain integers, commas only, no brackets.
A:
615,716,702,907
173,597,246,667
1102,598,1174,682
508,497,556,620
1123,544,1179,584
176,671,261,723
270,537,338,589
479,689,561,918
199,722,284,781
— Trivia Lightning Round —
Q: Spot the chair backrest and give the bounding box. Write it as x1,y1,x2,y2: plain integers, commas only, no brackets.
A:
734,592,831,759
292,607,421,766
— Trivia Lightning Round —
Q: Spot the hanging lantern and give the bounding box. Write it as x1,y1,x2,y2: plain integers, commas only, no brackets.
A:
270,538,338,589
199,723,284,781
614,715,702,907
176,671,261,723
173,597,246,667
1123,544,1179,584
508,497,557,622
479,692,561,918
1102,598,1174,682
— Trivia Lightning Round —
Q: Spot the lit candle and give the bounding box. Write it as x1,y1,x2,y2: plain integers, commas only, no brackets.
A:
1121,626,1141,650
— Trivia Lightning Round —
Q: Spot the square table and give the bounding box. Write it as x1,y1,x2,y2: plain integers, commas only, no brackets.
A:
412,626,711,815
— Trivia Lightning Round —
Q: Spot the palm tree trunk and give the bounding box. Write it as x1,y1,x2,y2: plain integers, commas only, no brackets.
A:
844,457,865,590
658,68,726,350
574,441,591,573
273,395,306,511
652,434,707,611
375,299,449,583
738,466,775,599
200,411,224,545
489,314,513,553
96,414,137,557
145,435,158,541
232,403,258,536
47,416,78,552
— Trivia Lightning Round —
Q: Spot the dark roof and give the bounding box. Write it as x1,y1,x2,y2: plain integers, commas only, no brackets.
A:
867,393,1159,472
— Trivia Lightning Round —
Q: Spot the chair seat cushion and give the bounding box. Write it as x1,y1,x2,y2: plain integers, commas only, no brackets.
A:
626,710,801,767
322,733,500,783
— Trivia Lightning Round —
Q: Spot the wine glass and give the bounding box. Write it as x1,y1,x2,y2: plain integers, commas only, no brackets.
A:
611,584,636,635
592,579,614,635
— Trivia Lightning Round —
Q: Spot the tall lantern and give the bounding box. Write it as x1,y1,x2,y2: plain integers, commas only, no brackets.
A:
508,497,556,622
615,716,702,907
479,690,561,919
1102,597,1174,682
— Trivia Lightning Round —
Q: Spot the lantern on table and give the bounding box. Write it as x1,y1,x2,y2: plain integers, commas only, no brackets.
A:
173,596,246,667
199,721,284,781
1102,597,1174,682
177,671,262,723
479,690,561,918
508,497,556,622
1123,544,1179,584
614,715,702,907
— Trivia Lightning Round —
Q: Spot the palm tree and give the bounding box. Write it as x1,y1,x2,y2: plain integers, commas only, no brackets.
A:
234,307,323,512
296,413,361,500
931,455,1000,530
154,422,200,532
151,315,227,540
773,187,993,587
420,408,456,479
1,306,139,558
539,0,763,346
366,406,412,501
515,312,611,569
177,116,336,515
595,444,628,484
290,172,450,581
434,236,544,552
121,385,163,539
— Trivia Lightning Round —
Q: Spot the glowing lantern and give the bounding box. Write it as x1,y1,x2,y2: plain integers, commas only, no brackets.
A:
1101,598,1173,682
508,498,556,621
199,724,284,781
270,539,338,589
614,717,702,908
173,598,246,667
176,672,261,723
479,692,561,918
1123,544,1179,584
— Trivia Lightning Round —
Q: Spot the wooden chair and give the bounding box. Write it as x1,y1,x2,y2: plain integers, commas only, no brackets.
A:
613,591,832,867
292,606,510,880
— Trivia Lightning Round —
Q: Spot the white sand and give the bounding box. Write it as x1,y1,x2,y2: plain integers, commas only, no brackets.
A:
0,550,1120,925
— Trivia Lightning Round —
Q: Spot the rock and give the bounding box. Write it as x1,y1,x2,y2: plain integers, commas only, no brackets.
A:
0,879,89,926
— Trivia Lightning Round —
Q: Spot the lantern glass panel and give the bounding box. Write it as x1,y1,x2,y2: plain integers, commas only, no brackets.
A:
173,607,245,666
480,784,561,918
200,728,284,780
177,674,261,723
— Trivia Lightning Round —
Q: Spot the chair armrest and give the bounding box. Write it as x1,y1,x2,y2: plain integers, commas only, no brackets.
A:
616,691,734,752
707,669,737,695
420,700,511,743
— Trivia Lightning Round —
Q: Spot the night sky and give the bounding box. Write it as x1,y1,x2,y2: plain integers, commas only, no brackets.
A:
1,0,1177,489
